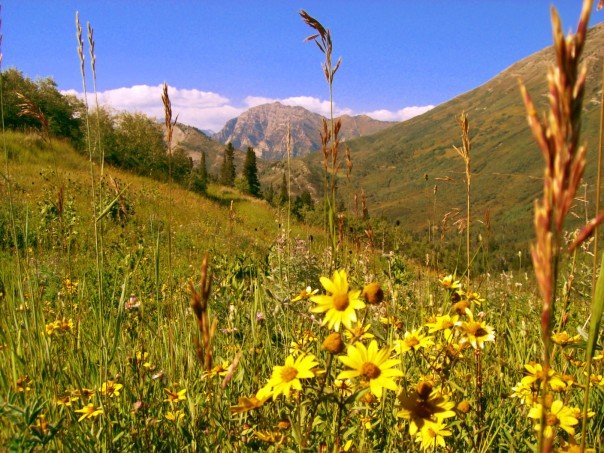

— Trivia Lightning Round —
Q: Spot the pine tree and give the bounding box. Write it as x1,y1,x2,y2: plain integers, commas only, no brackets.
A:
220,142,236,186
190,150,208,193
243,147,261,197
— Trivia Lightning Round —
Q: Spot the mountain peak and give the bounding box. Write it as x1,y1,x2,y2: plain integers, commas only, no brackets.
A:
213,103,395,160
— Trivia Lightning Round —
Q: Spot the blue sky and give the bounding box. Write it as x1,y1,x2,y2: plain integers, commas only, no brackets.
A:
2,1,602,131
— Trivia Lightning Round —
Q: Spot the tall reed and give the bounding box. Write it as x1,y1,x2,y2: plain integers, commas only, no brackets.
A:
519,1,593,450
300,10,343,268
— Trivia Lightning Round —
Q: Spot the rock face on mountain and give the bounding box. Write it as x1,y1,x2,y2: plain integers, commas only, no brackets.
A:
213,102,394,160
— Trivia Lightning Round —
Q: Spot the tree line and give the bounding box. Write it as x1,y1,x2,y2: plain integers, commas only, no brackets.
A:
2,68,314,213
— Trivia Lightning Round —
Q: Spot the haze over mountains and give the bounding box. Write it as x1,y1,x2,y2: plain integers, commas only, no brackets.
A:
213,102,395,160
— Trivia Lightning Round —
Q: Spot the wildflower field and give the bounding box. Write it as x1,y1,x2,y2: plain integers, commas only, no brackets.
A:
1,1,604,452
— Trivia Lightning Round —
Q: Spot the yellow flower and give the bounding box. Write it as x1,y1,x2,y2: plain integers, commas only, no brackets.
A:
425,314,458,338
164,388,187,404
343,321,374,343
257,353,318,400
165,410,185,422
551,331,582,346
15,375,32,393
203,361,231,378
30,414,50,437
395,329,435,354
528,400,578,438
510,381,537,405
255,430,284,444
521,363,566,391
337,340,403,399
439,275,461,291
396,383,455,436
72,387,96,400
56,394,78,407
45,318,74,336
380,315,404,330
100,380,123,398
464,291,484,306
311,269,365,332
416,420,451,450
333,378,355,396
229,395,268,414
455,310,495,349
74,403,103,422
291,286,318,302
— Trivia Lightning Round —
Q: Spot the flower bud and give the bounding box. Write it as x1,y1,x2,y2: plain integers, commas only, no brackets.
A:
363,283,384,305
322,333,345,354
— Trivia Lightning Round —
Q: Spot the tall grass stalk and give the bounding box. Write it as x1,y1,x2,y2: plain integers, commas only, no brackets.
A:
519,1,593,450
300,10,342,269
454,112,472,288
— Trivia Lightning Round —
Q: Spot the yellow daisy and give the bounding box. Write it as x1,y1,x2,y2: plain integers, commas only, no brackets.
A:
74,403,103,422
164,387,187,404
100,380,123,397
311,269,365,332
395,329,435,354
396,382,455,436
416,420,452,450
528,400,578,438
292,286,318,302
337,340,403,399
344,321,374,343
257,353,318,400
455,310,495,349
425,314,458,337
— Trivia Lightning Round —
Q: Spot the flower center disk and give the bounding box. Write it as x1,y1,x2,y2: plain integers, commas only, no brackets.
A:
281,366,298,382
333,293,350,311
361,362,381,379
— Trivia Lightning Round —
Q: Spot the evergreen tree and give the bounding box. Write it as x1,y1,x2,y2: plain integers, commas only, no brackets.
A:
190,150,208,194
199,150,208,183
243,147,261,197
220,143,236,186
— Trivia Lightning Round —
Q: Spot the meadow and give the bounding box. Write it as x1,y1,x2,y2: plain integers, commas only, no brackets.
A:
1,2,604,452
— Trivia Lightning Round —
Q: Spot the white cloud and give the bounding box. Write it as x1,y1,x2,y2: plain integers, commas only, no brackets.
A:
63,84,244,132
63,84,434,132
364,105,435,122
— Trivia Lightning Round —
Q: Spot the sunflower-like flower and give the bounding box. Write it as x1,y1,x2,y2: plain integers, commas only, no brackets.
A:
455,310,495,349
439,275,461,291
416,420,452,451
396,382,455,436
551,331,582,346
74,403,103,422
311,270,365,332
229,395,268,414
425,314,458,338
528,400,578,438
100,380,123,398
292,286,318,302
344,321,374,343
257,353,318,400
395,329,435,354
164,387,187,404
337,340,403,399
521,363,566,391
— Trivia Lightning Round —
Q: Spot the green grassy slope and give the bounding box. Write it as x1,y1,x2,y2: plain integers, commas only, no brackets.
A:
304,22,603,256
0,131,318,270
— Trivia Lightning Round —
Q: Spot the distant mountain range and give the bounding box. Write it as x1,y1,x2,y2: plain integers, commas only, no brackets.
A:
311,21,603,259
213,102,395,160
